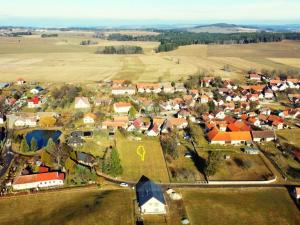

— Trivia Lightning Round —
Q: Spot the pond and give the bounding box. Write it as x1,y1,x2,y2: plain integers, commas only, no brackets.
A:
26,130,62,150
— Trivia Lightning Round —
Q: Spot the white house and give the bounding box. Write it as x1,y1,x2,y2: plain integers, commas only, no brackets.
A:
112,86,136,95
200,95,209,104
83,113,97,124
75,97,90,109
264,89,274,99
136,83,161,93
12,172,64,190
162,83,175,93
14,117,37,127
113,102,132,114
136,176,166,215
30,86,44,94
16,78,25,85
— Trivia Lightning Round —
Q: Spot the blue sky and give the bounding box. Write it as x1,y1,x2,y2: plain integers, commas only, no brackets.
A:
0,0,300,27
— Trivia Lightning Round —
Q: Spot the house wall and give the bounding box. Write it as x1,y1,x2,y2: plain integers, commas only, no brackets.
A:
114,106,131,113
75,100,90,109
112,89,136,95
211,140,226,145
13,179,64,190
141,197,166,215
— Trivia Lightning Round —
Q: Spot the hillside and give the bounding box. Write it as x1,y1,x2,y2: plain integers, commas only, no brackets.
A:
188,23,259,33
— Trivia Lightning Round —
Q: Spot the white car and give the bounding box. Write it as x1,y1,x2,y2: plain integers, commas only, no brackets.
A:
120,182,129,187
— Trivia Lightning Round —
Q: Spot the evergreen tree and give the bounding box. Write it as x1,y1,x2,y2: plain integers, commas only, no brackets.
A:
30,137,38,151
20,139,30,152
45,138,56,153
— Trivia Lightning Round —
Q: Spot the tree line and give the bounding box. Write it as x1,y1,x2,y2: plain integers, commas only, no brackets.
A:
107,31,300,52
95,45,143,54
41,33,58,38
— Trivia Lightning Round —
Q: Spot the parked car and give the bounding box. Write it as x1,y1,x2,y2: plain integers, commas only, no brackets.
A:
120,182,129,187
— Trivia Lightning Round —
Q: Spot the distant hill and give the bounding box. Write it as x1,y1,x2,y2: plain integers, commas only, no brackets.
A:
188,23,260,33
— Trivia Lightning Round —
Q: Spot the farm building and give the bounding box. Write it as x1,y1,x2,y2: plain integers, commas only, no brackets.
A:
251,131,276,142
12,172,64,190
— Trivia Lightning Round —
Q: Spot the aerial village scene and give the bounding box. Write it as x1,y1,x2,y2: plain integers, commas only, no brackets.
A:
0,70,300,224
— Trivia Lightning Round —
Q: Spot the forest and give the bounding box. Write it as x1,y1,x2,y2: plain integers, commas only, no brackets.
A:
107,31,300,52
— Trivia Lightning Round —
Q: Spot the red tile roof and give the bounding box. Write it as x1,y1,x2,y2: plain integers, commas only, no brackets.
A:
13,172,64,185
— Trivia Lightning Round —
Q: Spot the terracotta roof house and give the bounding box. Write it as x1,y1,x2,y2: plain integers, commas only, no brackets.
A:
146,123,160,136
16,77,26,85
249,73,261,81
207,128,252,145
228,120,251,132
12,172,64,190
102,120,128,129
136,83,161,93
112,86,136,95
113,102,132,114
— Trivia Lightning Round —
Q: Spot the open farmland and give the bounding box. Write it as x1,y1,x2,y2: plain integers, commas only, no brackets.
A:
0,34,300,82
116,132,169,183
0,187,134,225
181,188,300,225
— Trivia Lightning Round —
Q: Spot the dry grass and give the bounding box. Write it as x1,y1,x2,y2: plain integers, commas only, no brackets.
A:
276,128,300,149
0,187,134,225
209,153,272,181
0,36,300,83
116,132,169,183
181,188,300,225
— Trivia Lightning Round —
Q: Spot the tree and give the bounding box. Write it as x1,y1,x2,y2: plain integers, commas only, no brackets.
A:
195,103,209,114
205,151,222,177
45,138,56,153
20,139,30,152
250,101,259,110
102,147,123,177
208,101,216,111
160,133,179,159
129,106,138,119
30,138,38,151
39,116,57,127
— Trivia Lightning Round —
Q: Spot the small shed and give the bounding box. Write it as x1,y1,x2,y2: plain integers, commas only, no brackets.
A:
244,147,259,155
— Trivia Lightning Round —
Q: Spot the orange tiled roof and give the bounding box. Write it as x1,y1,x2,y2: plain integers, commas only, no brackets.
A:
208,128,252,142
136,83,160,89
14,172,64,185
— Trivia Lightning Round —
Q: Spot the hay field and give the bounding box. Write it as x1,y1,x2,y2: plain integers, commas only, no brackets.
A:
116,132,169,183
0,187,134,225
182,188,300,225
0,34,300,83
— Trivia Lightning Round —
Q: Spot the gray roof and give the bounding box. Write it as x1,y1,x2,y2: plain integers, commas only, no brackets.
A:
251,130,275,139
136,176,165,206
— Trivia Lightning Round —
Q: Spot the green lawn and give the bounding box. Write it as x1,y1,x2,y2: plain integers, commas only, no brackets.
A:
181,188,300,225
0,187,134,225
116,132,169,183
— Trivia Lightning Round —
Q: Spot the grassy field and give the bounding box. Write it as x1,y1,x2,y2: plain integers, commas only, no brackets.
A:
209,153,273,181
259,142,300,181
116,132,169,183
276,128,300,149
0,34,300,82
181,188,300,225
0,187,134,225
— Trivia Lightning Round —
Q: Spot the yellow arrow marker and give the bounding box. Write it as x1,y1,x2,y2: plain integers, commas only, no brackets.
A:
137,145,146,161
